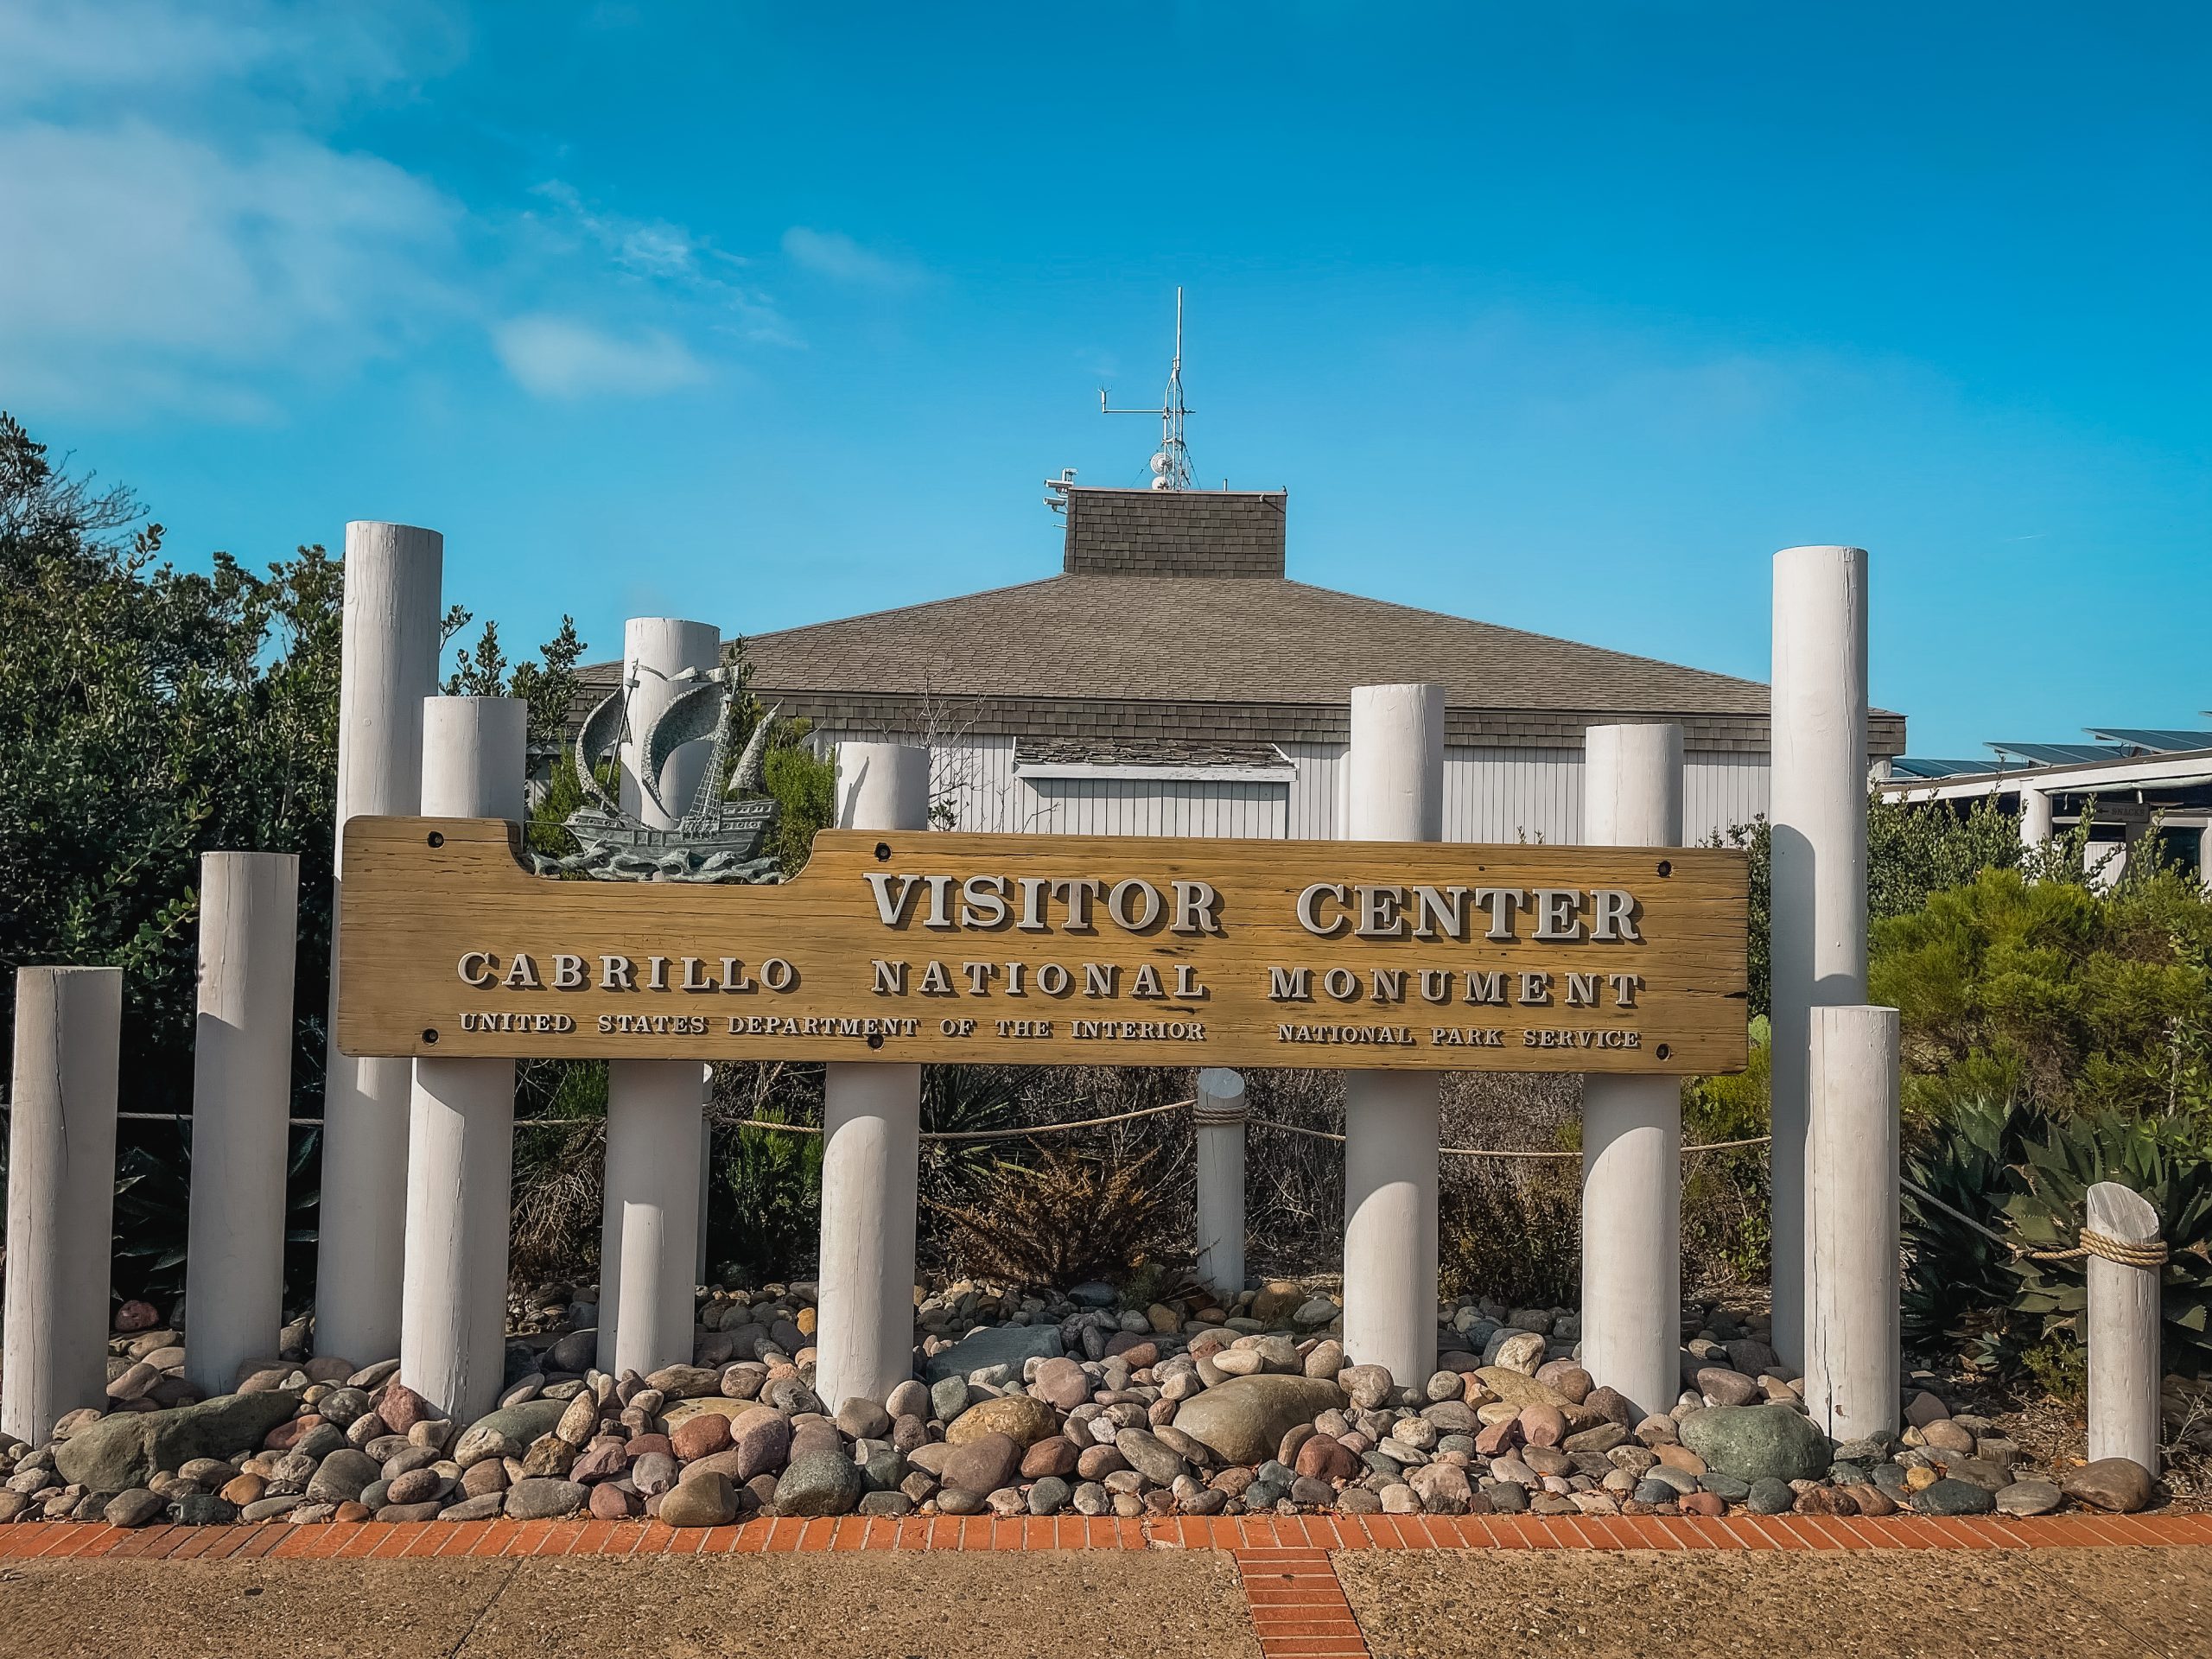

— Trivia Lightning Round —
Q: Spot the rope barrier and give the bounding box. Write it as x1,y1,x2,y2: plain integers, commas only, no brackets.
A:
1899,1173,2169,1268
1246,1115,1771,1160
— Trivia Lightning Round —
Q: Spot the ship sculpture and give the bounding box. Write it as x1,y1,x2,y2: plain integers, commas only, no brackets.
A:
530,663,784,883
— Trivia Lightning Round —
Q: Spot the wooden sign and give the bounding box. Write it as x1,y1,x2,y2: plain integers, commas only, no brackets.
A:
337,817,1748,1073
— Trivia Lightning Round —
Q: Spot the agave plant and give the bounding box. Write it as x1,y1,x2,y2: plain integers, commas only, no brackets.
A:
1901,1093,2038,1351
2004,1108,2212,1374
1904,1096,2212,1377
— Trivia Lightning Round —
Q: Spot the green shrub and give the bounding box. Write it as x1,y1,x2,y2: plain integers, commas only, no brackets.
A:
720,1106,824,1282
1681,1017,1773,1286
936,1149,1168,1287
1439,1161,1582,1310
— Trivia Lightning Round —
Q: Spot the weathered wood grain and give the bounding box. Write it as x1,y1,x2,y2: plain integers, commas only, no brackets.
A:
338,817,1748,1073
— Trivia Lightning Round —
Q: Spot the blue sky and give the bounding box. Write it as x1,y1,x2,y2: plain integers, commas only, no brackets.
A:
3,3,2206,756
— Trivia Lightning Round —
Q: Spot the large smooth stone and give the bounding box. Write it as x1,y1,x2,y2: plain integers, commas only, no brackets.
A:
2061,1457,2157,1514
1170,1376,1349,1465
945,1393,1059,1449
660,1471,738,1527
776,1450,863,1517
1678,1406,1832,1485
504,1478,586,1520
54,1390,304,1492
921,1325,1064,1383
453,1398,569,1468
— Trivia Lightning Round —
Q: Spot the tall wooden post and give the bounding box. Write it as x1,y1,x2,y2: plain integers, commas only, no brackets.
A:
815,741,932,1410
1579,722,1685,1419
1769,544,1869,1367
1340,683,1445,1388
317,520,442,1365
3,967,121,1444
184,853,299,1398
400,696,525,1421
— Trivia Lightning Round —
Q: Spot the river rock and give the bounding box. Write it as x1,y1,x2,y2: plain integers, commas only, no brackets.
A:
453,1398,569,1468
299,1447,378,1505
776,1450,863,1517
922,1325,1064,1382
1913,1477,1996,1516
1171,1376,1349,1465
660,1471,738,1527
504,1478,586,1520
1994,1479,2063,1516
942,1433,1023,1496
1678,1406,1831,1484
2061,1457,2156,1514
54,1390,304,1492
946,1393,1059,1448
103,1488,167,1528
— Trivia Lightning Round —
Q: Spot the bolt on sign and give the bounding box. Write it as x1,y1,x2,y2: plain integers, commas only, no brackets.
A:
337,817,1749,1073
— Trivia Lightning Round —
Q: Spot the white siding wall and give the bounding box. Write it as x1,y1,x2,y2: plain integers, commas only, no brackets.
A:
1024,780,1287,838
906,734,1769,845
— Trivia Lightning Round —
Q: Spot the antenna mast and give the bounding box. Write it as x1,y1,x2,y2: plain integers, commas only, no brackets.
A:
1100,286,1194,491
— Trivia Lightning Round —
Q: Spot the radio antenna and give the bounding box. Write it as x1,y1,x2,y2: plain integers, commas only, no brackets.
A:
1100,286,1193,491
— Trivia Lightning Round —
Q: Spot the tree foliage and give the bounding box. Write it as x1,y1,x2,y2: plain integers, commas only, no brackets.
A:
0,411,341,1116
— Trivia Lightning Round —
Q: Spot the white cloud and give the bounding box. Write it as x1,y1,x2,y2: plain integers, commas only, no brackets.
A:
492,314,706,399
782,226,922,289
0,118,459,416
526,181,798,350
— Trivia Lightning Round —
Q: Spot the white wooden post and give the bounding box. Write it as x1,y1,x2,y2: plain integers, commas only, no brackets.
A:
3,967,121,1444
1579,722,1684,1420
1194,1067,1248,1301
1769,544,1869,1368
1803,1004,1900,1440
317,521,442,1365
184,853,300,1399
2086,1180,2162,1471
1341,683,1445,1388
400,696,524,1422
599,618,719,1375
814,741,931,1410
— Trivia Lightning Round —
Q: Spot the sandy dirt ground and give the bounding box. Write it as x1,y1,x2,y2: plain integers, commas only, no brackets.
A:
0,1551,1262,1659
8,1546,2210,1659
1333,1545,2212,1659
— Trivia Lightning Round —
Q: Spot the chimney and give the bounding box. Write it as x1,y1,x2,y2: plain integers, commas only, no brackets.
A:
1061,486,1287,578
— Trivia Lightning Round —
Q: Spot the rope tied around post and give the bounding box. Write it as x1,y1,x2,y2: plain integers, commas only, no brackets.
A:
1899,1173,2170,1269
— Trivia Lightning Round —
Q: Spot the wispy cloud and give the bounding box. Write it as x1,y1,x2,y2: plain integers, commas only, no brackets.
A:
782,226,923,289
523,181,798,353
0,3,465,418
492,314,706,399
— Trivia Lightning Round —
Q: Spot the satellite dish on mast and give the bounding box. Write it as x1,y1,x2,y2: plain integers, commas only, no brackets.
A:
1100,288,1195,491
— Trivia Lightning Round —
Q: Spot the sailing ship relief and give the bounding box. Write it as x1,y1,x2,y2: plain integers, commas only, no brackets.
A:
531,664,784,884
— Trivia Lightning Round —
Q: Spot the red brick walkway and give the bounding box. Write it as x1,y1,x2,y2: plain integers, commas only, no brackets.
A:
6,1511,2205,1659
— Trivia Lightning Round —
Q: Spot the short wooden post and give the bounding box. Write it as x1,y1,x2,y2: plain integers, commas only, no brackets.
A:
814,741,931,1409
1193,1067,1248,1300
184,852,300,1398
3,967,122,1445
1804,1004,1900,1440
2086,1180,2162,1471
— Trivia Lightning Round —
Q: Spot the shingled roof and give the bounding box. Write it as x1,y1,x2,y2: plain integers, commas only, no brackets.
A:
577,487,1904,756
